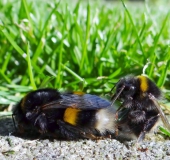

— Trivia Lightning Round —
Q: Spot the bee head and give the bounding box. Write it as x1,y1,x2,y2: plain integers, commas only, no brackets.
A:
12,88,61,134
116,77,138,100
12,101,33,133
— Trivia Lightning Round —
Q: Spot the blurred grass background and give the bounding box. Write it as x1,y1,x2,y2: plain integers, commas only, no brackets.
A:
0,0,170,112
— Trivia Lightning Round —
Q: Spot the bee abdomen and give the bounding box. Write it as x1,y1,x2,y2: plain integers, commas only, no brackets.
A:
95,108,116,134
62,108,116,136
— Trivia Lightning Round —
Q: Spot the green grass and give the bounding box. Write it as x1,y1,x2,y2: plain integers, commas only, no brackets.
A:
0,0,170,106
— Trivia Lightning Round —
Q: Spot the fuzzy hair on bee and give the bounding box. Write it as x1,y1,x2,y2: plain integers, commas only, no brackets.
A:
111,75,170,142
13,88,117,140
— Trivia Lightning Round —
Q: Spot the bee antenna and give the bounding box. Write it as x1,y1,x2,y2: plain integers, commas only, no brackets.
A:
110,79,120,93
110,85,125,107
110,85,116,94
109,79,121,95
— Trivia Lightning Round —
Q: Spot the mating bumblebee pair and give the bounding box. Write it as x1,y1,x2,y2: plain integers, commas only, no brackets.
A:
12,75,170,142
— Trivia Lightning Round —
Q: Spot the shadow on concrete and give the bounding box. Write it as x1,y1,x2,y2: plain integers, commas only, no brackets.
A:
0,117,15,136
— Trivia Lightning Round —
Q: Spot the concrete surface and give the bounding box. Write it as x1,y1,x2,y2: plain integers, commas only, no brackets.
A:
0,117,170,160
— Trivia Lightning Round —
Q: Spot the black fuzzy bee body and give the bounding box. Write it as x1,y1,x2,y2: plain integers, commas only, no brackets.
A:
13,75,170,142
112,75,167,142
13,88,117,140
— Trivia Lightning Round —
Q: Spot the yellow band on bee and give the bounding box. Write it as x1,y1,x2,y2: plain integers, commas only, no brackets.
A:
64,108,81,125
137,76,148,92
73,91,85,96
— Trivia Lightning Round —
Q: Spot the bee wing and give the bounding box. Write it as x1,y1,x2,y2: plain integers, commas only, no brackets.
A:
149,93,170,131
42,94,111,110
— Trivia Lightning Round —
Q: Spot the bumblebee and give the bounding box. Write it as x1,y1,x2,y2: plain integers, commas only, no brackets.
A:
111,75,170,142
13,88,117,140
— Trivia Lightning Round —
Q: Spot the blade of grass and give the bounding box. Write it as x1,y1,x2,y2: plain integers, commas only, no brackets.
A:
80,3,91,71
39,76,55,88
1,52,11,73
73,1,80,16
32,3,60,64
2,28,56,81
148,13,169,77
61,63,87,84
32,56,57,78
55,41,63,88
1,29,25,56
0,96,15,104
5,84,32,92
121,0,145,57
0,70,11,83
159,126,170,137
26,42,37,90
157,57,170,87
22,0,33,32
0,112,12,116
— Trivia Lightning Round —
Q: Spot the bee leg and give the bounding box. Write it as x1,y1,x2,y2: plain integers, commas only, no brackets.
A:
25,111,47,133
137,132,146,143
57,120,84,139
33,113,48,134
149,93,170,131
116,99,133,115
57,120,97,140
137,114,159,142
80,132,98,140
80,131,105,140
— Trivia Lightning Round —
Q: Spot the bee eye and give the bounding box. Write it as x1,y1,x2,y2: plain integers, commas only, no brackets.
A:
124,85,135,91
119,84,136,98
123,85,135,94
